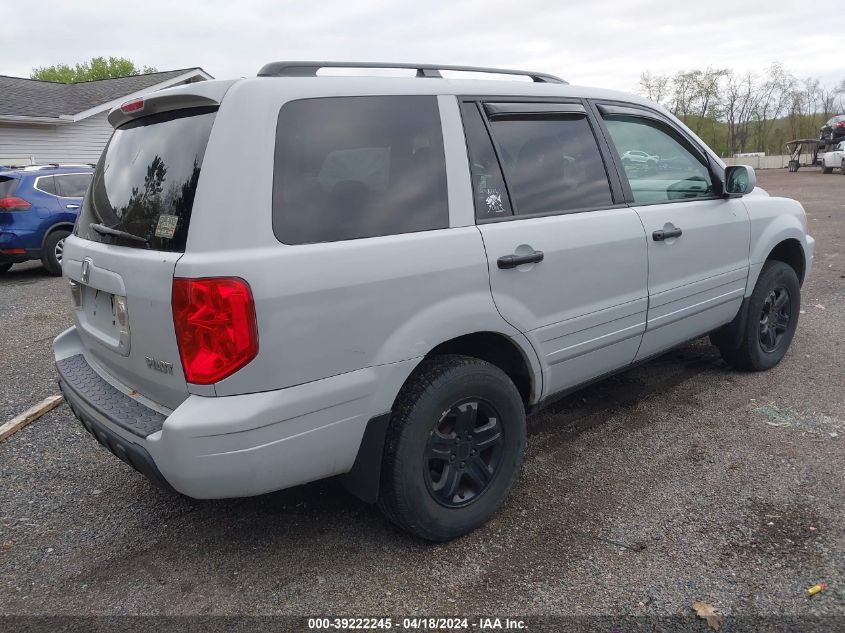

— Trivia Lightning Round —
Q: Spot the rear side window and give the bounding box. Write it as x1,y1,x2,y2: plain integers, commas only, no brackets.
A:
55,173,93,198
0,176,18,197
76,107,216,251
35,176,57,195
272,96,449,244
487,115,613,216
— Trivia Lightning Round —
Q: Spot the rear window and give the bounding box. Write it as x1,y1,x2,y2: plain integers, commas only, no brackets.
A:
0,176,18,197
75,107,216,251
272,96,449,244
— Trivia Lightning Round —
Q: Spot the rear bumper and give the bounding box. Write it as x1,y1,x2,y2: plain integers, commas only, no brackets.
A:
59,380,175,493
54,326,414,498
0,231,39,262
0,229,40,258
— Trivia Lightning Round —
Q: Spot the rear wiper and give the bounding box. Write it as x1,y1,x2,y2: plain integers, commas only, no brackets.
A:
89,223,148,245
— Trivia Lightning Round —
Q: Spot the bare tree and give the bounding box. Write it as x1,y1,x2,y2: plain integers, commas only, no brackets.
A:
636,63,840,156
724,70,757,154
638,71,671,106
754,63,796,153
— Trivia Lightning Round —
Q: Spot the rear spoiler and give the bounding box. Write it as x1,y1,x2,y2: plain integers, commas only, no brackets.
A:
107,79,237,128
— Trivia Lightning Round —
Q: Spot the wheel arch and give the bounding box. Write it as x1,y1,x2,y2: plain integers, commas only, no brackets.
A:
40,222,75,251
745,203,810,296
765,238,806,284
342,330,542,504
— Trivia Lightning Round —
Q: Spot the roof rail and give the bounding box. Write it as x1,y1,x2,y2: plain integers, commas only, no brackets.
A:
256,61,566,84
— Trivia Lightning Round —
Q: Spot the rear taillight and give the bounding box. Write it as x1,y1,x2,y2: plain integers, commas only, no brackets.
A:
171,277,258,385
836,122,845,128
0,196,31,211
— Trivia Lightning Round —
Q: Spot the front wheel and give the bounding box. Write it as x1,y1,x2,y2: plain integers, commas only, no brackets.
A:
822,161,833,174
41,230,70,276
717,261,800,371
379,355,526,541
841,159,845,175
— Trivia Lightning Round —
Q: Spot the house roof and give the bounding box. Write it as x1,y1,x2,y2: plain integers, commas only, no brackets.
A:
0,68,212,121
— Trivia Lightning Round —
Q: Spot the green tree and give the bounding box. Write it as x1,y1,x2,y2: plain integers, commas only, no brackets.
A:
31,56,157,83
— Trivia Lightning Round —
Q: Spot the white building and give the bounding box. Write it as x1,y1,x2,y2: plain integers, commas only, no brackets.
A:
0,68,213,166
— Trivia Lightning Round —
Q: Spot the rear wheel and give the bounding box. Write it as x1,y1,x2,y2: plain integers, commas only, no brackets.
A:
379,355,526,541
0,263,12,274
822,161,833,174
841,159,845,175
41,230,70,276
717,261,800,371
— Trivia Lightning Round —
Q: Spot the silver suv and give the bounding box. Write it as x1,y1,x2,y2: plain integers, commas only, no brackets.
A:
54,62,815,541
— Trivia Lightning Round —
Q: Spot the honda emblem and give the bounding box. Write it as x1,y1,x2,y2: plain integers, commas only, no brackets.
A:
81,257,91,284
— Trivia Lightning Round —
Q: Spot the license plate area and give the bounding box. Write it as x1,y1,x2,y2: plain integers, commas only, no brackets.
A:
77,285,131,356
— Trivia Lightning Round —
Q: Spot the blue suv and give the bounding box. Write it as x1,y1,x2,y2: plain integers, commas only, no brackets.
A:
0,165,94,275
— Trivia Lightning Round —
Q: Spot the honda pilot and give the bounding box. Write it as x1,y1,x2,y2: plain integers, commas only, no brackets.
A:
54,62,814,540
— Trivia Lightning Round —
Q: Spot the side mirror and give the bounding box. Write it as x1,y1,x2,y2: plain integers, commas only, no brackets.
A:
724,165,756,197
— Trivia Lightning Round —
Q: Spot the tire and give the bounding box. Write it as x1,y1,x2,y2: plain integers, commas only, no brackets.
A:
0,262,12,274
717,261,800,371
378,354,526,541
822,161,833,174
841,159,845,175
41,230,70,276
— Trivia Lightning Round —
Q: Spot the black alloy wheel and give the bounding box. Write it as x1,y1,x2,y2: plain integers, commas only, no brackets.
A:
424,398,505,508
758,286,791,353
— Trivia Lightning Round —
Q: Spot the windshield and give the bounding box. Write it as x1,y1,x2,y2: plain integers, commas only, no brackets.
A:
75,107,217,251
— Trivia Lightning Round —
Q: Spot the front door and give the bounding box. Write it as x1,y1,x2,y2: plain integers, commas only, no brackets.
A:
596,104,750,361
459,100,649,398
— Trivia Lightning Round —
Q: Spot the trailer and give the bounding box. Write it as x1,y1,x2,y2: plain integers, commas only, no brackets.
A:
785,138,837,172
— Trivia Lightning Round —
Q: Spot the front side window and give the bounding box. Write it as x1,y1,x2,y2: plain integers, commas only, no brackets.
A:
55,173,93,198
486,114,613,216
272,96,449,244
602,114,713,204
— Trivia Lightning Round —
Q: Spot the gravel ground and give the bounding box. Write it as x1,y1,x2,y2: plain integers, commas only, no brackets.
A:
1,169,843,630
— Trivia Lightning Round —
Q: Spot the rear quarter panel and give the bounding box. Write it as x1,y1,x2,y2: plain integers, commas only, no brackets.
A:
177,81,536,404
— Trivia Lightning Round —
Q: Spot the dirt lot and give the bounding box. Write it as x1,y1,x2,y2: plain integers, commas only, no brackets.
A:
1,169,843,631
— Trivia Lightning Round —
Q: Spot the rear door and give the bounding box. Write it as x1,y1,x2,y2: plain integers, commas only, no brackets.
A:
462,100,649,397
594,103,750,361
63,106,218,409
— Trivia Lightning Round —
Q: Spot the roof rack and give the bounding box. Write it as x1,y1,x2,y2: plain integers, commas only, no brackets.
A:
14,163,96,171
257,61,566,84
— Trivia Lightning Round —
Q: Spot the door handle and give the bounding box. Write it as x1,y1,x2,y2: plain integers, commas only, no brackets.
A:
653,227,682,241
66,204,81,210
497,250,544,269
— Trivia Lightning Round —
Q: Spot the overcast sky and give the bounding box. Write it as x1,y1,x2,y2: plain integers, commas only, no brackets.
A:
4,0,844,90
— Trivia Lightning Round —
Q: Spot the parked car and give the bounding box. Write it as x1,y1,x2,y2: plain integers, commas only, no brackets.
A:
819,115,845,143
0,165,94,275
621,149,660,165
54,62,815,541
820,140,845,174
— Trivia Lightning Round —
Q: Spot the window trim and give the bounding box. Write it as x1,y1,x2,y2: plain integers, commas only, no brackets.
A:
34,172,92,199
484,102,587,118
459,96,625,224
590,99,726,206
